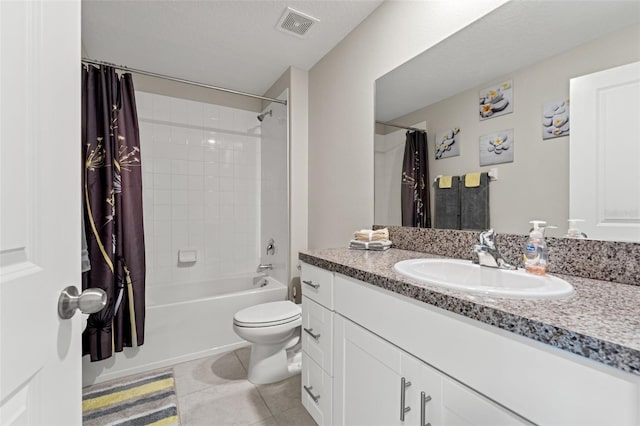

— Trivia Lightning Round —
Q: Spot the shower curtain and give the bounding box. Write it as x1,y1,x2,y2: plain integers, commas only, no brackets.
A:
401,130,431,228
82,64,146,361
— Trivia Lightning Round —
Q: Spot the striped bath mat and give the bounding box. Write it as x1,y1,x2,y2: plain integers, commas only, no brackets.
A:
83,369,180,426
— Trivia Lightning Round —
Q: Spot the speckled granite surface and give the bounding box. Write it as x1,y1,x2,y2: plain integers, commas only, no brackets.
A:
299,247,640,376
374,226,640,286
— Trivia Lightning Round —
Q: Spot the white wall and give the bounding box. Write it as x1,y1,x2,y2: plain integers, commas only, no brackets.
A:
264,67,309,299
260,97,289,286
133,73,261,113
308,0,508,249
378,24,640,236
136,92,261,286
288,68,308,297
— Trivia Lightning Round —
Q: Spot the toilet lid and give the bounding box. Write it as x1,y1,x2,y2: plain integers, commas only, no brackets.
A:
233,301,301,328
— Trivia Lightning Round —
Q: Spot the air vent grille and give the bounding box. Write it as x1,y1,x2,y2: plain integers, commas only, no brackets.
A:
277,7,319,38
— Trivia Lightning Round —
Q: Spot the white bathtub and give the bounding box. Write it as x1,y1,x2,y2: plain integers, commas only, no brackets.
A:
82,273,287,386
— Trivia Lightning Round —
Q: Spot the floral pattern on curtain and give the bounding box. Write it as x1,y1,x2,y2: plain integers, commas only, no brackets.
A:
82,65,146,361
401,130,431,228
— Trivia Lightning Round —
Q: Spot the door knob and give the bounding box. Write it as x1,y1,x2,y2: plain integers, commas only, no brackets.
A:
58,286,107,319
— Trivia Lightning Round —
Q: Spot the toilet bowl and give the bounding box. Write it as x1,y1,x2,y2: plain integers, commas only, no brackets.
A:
233,300,302,384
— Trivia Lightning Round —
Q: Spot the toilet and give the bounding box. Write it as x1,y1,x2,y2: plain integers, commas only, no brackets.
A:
233,300,302,384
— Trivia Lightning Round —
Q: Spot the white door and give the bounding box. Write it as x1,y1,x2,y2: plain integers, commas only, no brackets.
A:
0,1,82,425
570,61,640,242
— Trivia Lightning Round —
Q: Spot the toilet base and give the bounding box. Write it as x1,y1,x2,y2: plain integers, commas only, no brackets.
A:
247,342,301,384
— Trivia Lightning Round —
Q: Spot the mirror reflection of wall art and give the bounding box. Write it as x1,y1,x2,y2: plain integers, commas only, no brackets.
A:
479,80,513,120
479,129,514,166
542,98,570,139
435,127,461,159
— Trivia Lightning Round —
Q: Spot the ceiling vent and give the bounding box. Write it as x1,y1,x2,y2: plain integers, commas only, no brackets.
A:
276,7,319,38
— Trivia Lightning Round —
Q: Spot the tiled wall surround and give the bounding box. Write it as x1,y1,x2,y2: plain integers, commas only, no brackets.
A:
375,226,640,286
136,91,261,286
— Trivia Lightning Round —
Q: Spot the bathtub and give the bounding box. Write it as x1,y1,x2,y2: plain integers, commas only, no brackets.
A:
82,273,287,386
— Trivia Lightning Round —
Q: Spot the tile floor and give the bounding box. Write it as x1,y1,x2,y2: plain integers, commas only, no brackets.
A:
172,347,316,426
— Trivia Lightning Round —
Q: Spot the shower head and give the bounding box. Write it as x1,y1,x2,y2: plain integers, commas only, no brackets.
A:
257,110,272,122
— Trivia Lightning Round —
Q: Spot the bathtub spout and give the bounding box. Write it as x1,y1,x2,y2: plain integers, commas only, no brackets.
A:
257,263,273,272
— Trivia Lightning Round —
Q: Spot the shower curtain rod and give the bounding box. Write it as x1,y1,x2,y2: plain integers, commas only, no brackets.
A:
376,120,426,132
81,58,287,105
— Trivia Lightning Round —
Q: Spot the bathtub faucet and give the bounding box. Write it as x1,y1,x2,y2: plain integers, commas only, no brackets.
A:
257,263,273,272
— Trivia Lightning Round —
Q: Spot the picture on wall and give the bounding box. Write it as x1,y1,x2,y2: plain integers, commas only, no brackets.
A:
435,127,460,159
479,129,514,166
479,80,513,120
542,98,570,139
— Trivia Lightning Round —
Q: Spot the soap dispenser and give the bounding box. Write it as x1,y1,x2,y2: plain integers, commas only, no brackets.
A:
523,220,548,276
565,219,586,239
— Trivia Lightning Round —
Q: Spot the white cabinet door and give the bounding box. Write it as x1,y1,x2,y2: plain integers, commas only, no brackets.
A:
404,354,532,426
441,378,531,426
0,1,82,425
333,315,403,426
570,61,640,242
333,314,533,426
402,354,443,426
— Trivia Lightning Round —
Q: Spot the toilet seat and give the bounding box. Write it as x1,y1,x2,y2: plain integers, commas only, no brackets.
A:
233,300,301,328
234,315,300,328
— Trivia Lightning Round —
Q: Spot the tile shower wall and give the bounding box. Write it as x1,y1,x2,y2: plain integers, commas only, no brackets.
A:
136,92,261,286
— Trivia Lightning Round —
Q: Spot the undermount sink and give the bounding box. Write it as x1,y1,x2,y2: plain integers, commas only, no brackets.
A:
394,259,574,299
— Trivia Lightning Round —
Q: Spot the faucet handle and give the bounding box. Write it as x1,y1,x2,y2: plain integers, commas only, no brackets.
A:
266,238,275,255
479,229,497,248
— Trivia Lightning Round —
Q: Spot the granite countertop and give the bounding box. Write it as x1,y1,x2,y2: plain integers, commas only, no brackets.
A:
299,247,640,376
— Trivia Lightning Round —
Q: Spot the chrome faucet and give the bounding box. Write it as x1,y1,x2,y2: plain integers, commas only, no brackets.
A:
257,263,273,272
472,229,517,270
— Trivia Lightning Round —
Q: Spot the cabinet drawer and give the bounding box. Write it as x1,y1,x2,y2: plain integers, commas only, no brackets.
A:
302,296,334,375
300,262,334,309
302,352,332,426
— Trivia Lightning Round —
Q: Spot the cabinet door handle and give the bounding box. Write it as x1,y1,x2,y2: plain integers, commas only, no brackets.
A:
302,280,320,289
303,327,321,341
400,377,412,421
420,391,432,426
303,385,320,404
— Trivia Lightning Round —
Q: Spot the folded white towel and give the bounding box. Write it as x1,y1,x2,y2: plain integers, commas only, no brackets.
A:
349,239,392,251
353,228,389,242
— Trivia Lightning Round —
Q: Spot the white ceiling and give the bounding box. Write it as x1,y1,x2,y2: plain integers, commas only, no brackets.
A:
82,0,383,96
376,0,640,122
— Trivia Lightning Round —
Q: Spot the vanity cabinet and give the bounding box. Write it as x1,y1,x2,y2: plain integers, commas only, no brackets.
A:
333,272,640,426
301,260,640,425
300,262,335,425
333,314,530,426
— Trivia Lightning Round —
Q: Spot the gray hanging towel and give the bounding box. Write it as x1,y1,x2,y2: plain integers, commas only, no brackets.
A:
460,172,490,230
434,176,461,229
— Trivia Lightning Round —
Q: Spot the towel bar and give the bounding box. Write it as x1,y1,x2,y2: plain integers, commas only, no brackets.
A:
434,168,498,183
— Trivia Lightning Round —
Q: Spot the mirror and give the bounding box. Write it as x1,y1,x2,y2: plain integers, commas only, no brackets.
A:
374,1,640,241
